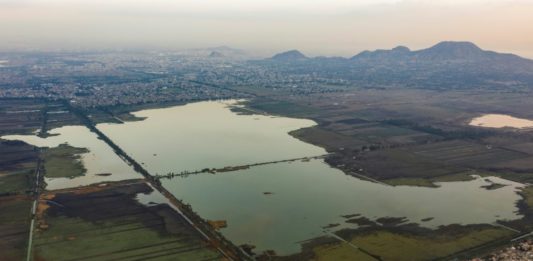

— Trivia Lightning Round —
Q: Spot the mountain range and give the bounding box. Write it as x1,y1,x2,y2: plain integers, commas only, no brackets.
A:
271,50,308,61
271,41,531,65
265,41,533,89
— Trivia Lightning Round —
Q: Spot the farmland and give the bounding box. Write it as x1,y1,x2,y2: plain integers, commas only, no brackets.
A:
32,181,223,261
0,196,32,261
309,225,514,261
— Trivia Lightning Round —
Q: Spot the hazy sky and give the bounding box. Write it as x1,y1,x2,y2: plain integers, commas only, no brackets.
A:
1,0,533,57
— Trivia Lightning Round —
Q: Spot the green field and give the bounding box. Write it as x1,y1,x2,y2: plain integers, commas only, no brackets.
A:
33,182,223,261
310,226,514,261
0,197,32,261
41,144,89,178
0,168,36,194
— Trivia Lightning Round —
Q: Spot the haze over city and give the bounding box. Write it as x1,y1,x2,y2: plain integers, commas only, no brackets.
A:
1,0,533,57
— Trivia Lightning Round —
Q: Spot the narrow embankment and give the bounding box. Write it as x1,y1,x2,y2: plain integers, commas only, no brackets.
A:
155,155,328,180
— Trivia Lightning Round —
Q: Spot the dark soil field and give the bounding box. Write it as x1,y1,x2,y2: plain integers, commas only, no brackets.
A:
0,99,46,261
33,180,223,261
0,195,32,261
243,89,533,184
0,140,38,196
0,99,46,136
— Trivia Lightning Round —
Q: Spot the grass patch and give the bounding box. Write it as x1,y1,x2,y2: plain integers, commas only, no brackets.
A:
312,226,513,261
383,178,439,187
432,171,477,182
0,197,32,225
384,171,477,187
33,183,222,261
519,186,533,211
312,243,377,261
34,215,220,261
42,144,88,178
353,228,512,261
0,169,35,195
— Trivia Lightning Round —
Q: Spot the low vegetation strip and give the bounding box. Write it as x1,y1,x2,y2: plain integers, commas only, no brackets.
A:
155,155,328,180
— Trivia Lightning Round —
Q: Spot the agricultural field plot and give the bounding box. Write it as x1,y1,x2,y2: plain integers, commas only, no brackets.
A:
246,98,322,118
0,140,38,195
346,139,532,183
291,127,367,152
334,226,514,261
410,140,530,168
291,120,439,156
45,104,81,130
501,142,533,155
324,121,438,145
0,100,41,261
348,148,466,180
33,181,223,261
488,156,533,173
0,99,46,135
288,224,516,261
0,196,32,261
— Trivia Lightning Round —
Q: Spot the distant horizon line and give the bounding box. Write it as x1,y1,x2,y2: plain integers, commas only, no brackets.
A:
1,40,532,60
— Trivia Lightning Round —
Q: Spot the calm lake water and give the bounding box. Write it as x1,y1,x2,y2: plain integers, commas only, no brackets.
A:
1,126,138,190
96,100,524,255
470,114,533,129
98,100,324,174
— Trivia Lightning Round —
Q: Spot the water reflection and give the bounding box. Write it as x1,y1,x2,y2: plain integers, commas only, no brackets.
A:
1,126,138,190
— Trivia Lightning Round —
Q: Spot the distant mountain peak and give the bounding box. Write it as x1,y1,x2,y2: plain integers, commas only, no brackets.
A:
429,41,481,51
351,46,411,60
392,46,410,52
350,41,510,62
271,50,307,60
208,51,224,58
415,41,485,60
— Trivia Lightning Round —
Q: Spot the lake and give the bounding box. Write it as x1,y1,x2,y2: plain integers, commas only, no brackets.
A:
470,114,533,129
1,126,138,190
97,100,525,255
97,100,324,174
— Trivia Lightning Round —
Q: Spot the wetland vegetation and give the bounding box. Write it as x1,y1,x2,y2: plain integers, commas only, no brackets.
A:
41,144,88,178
